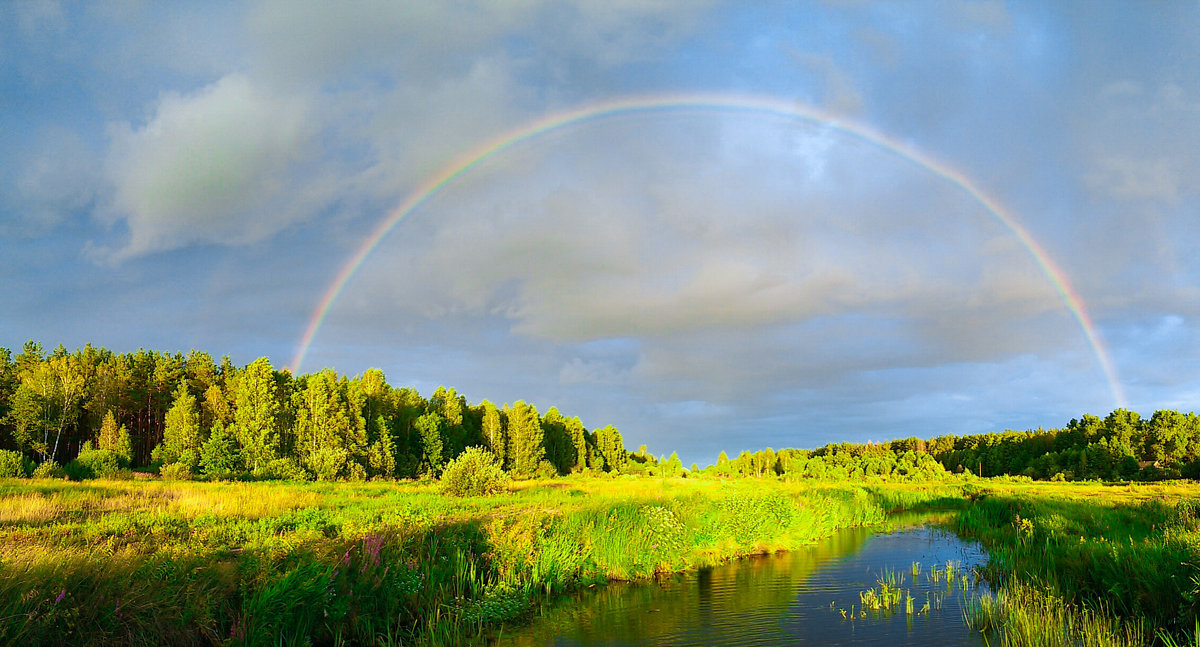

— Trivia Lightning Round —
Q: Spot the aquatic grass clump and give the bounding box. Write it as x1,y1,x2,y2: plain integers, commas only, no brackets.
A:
968,579,1146,647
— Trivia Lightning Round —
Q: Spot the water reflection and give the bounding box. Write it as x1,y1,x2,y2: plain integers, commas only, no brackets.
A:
496,520,988,646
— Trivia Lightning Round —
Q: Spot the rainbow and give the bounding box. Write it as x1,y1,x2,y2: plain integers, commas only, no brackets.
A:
289,93,1126,408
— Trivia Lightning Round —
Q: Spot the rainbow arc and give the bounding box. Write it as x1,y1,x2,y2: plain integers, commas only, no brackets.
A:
289,94,1125,409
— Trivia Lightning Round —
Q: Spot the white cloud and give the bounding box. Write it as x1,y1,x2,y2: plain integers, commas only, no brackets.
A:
100,73,318,259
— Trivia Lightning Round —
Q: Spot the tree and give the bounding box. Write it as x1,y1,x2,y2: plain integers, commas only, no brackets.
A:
479,400,508,469
200,421,241,477
9,353,87,462
292,369,367,480
541,407,570,475
566,416,587,473
507,401,544,478
233,358,281,472
367,415,397,478
414,412,445,476
440,446,509,496
154,386,204,468
592,425,627,474
97,410,133,467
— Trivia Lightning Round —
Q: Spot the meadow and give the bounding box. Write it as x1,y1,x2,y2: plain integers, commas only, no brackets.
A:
0,475,1197,646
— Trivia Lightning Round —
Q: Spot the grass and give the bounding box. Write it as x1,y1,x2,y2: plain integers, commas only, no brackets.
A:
968,579,1147,647
7,475,1198,645
954,480,1200,641
0,475,953,645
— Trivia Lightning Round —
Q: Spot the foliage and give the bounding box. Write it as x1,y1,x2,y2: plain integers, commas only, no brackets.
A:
0,341,627,487
199,421,240,478
31,460,65,479
96,410,133,467
66,444,125,479
153,386,203,468
252,457,311,482
159,462,192,480
0,449,31,478
441,446,510,496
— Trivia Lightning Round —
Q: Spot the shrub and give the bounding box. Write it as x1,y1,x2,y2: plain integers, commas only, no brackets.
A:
0,450,31,478
31,460,65,479
253,458,310,482
159,462,193,480
441,446,510,496
67,447,123,480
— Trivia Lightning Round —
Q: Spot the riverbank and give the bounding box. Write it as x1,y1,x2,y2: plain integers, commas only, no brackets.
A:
0,477,962,645
956,479,1200,645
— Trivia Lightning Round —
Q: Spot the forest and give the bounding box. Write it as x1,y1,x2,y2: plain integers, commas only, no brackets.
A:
1,341,1197,487
0,341,626,482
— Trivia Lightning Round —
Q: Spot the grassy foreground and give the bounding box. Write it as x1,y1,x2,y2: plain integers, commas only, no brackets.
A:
956,479,1200,646
0,476,959,646
5,476,1200,646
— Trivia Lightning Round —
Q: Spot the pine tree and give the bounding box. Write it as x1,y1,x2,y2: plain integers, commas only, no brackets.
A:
154,385,203,468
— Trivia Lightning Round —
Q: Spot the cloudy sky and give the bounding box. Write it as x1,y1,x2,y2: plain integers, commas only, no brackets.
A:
3,1,1198,465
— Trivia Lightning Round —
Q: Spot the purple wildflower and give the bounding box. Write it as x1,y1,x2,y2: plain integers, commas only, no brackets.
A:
54,589,65,604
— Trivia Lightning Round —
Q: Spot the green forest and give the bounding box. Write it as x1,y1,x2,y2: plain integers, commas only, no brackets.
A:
0,341,627,482
1,341,1197,486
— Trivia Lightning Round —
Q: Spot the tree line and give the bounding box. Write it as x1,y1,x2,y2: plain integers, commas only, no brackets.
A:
0,341,627,480
703,408,1200,482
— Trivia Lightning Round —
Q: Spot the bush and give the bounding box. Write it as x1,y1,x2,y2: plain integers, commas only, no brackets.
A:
0,450,31,478
31,460,65,479
159,462,193,480
67,447,124,480
252,458,310,482
441,446,510,497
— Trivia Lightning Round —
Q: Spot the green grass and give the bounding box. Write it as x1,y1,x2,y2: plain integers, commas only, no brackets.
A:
954,480,1200,641
9,475,1198,645
968,579,1147,647
0,476,950,645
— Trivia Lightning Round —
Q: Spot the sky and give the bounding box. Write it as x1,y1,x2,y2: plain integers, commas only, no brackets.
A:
2,1,1198,466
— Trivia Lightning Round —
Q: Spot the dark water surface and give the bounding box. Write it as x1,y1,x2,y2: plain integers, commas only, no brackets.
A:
496,519,989,646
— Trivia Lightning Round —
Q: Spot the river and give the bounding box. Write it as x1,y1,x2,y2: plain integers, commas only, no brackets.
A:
495,518,989,646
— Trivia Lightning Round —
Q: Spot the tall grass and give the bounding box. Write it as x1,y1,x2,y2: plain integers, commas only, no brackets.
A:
968,579,1146,647
0,476,953,645
956,480,1200,644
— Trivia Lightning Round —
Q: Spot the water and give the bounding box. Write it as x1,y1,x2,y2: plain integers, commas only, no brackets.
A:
495,519,989,646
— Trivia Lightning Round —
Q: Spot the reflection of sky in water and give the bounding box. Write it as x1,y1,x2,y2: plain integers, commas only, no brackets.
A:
497,522,989,646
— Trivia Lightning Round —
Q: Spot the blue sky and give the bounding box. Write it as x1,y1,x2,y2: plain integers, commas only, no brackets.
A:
2,1,1198,465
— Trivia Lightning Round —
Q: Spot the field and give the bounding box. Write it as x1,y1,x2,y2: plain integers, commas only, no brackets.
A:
0,476,1197,646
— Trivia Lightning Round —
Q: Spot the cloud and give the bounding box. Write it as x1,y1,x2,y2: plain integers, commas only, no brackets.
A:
2,129,100,236
1080,82,1200,205
327,112,1082,411
100,73,319,259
